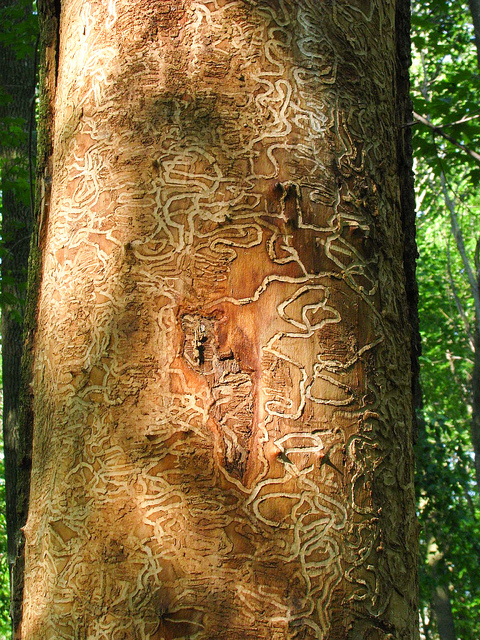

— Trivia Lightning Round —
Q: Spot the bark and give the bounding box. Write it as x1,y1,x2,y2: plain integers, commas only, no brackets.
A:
19,1,418,638
468,0,480,68
473,240,480,491
427,540,457,640
0,0,35,624
432,586,457,640
446,243,475,352
397,0,421,432
473,309,480,491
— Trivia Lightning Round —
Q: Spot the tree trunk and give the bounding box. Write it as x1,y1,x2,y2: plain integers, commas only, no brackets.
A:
432,586,457,640
468,0,480,67
472,239,480,491
18,1,418,638
473,312,480,492
439,173,480,495
0,0,36,626
427,540,457,640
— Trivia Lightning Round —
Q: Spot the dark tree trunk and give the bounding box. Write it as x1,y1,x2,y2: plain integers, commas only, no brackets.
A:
427,540,457,640
472,309,480,493
0,0,36,627
433,585,457,640
468,0,480,67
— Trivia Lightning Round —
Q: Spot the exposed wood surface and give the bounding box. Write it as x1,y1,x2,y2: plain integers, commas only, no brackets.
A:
20,1,418,638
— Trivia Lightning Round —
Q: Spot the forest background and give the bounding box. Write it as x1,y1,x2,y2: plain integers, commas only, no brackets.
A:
0,1,479,638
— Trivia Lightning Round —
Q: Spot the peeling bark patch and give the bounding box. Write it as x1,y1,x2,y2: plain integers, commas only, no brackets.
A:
181,315,215,371
181,314,254,479
211,363,254,478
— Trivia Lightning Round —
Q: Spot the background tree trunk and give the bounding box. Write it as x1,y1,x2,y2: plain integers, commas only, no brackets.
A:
0,0,35,626
472,317,480,491
473,239,480,491
19,1,418,638
433,586,457,640
468,0,480,66
427,539,457,640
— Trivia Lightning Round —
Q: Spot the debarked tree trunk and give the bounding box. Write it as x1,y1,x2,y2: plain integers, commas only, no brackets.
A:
18,1,418,638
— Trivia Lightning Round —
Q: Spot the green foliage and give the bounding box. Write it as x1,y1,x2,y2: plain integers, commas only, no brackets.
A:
0,117,29,149
0,4,38,61
412,1,480,637
411,0,480,182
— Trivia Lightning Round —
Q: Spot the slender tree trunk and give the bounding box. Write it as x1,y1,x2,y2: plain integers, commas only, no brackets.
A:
432,586,457,640
0,0,36,626
427,540,457,640
468,0,480,67
473,312,480,492
473,240,480,490
18,1,418,638
440,172,480,494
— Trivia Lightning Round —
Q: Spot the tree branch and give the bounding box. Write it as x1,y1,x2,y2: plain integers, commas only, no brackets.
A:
443,113,480,128
413,111,480,165
468,0,480,68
